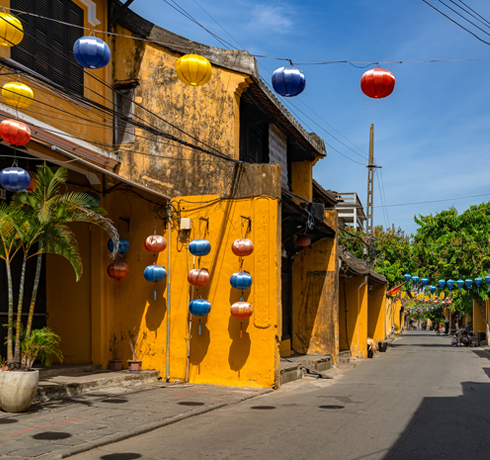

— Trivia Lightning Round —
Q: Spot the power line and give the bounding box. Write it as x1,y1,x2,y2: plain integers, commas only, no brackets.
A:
435,0,490,38
449,0,490,30
455,0,490,27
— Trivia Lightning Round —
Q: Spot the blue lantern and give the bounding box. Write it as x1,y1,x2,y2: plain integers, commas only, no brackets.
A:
429,285,436,294
144,264,167,300
404,274,411,283
475,277,483,293
0,167,30,192
465,279,473,293
271,65,306,97
189,239,211,257
73,36,111,69
107,238,130,254
421,278,429,287
189,298,211,335
485,275,490,285
437,279,445,289
412,275,419,285
456,279,464,290
447,279,454,290
230,272,253,290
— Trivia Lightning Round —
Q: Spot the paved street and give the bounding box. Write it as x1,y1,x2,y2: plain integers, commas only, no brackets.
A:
67,331,490,460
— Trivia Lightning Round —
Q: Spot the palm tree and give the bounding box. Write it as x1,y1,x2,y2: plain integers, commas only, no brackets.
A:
2,165,120,369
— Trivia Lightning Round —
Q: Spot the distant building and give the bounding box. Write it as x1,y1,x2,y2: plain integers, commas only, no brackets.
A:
336,193,366,230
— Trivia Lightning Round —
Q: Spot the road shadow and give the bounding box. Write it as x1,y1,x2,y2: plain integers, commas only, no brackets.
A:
383,381,490,459
100,455,142,460
472,349,490,361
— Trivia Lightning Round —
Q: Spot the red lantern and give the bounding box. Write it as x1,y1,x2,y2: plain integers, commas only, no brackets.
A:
0,119,31,146
296,235,311,247
145,235,167,253
107,262,129,289
187,268,210,286
26,173,36,192
230,301,253,319
231,238,254,257
361,68,395,99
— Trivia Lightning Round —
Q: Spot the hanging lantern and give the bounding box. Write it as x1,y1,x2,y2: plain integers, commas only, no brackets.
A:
447,279,454,290
437,279,445,290
0,167,30,192
360,68,395,99
475,277,483,290
465,279,473,292
84,191,100,208
271,65,306,97
187,268,210,287
485,275,490,287
404,274,411,283
2,82,33,109
296,235,311,247
107,238,130,254
107,261,129,290
0,119,31,146
429,285,436,295
0,13,23,47
412,275,419,285
145,234,167,253
230,301,253,320
421,278,429,287
189,298,211,316
176,54,212,86
231,238,254,257
73,36,111,69
189,239,211,256
144,264,167,300
26,172,36,192
456,279,464,290
433,301,438,305
230,271,253,290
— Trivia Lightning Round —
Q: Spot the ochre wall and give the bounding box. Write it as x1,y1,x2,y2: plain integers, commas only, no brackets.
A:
339,275,368,358
368,283,386,343
0,0,113,147
473,300,489,336
290,161,313,201
291,210,339,361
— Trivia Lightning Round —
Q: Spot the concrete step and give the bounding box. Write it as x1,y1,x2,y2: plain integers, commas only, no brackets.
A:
280,361,303,385
34,363,102,378
339,350,351,364
36,369,160,402
282,355,333,372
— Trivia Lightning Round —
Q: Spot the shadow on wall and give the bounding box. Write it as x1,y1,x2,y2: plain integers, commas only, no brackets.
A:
145,293,167,336
190,315,211,369
228,288,251,372
383,381,490,459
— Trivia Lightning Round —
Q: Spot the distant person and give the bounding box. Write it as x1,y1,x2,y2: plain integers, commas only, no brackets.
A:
445,319,450,334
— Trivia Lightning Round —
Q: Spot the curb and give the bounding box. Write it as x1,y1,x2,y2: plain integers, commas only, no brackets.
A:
38,388,273,459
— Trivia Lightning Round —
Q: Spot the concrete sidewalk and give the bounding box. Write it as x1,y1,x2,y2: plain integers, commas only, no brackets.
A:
0,381,271,459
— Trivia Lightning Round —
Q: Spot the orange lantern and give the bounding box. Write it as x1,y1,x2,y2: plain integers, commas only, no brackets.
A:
107,261,129,289
296,235,311,247
230,301,253,320
187,268,210,287
231,238,254,257
361,68,395,99
26,173,36,192
145,235,167,253
0,119,31,146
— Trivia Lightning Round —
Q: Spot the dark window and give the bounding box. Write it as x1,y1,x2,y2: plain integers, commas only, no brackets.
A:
11,0,84,95
239,95,269,163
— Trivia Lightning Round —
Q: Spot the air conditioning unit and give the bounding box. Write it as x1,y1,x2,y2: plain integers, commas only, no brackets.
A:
310,203,325,222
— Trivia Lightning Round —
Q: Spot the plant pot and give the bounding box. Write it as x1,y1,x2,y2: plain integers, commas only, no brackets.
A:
109,360,123,371
128,360,142,371
0,370,39,413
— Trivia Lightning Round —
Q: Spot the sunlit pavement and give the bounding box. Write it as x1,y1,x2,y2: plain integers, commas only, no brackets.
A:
66,331,490,460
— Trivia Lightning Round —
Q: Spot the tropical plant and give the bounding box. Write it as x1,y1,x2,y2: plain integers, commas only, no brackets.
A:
1,165,120,370
126,327,153,361
19,326,63,371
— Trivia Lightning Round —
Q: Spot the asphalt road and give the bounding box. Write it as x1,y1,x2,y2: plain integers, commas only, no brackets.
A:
71,331,490,460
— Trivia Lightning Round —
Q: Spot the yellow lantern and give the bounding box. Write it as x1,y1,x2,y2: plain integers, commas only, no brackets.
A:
0,13,23,47
2,82,34,109
175,54,212,86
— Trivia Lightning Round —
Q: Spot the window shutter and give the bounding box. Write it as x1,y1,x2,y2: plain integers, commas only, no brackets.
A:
67,2,84,94
10,0,34,69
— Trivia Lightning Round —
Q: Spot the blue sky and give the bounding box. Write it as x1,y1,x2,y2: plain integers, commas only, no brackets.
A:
130,0,490,235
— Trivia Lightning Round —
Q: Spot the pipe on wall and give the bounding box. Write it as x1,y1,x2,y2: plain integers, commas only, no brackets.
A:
165,208,172,381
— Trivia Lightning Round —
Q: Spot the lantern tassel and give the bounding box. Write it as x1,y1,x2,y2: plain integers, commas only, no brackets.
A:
199,319,201,336
154,284,157,301
240,321,242,339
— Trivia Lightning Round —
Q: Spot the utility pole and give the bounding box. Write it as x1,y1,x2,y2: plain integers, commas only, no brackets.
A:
366,124,381,269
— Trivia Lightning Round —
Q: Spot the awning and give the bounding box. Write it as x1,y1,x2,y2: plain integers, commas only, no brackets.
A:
339,247,387,285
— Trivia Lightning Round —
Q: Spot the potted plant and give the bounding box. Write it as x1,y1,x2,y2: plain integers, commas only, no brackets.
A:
109,333,123,371
126,326,153,371
0,165,120,412
0,326,63,413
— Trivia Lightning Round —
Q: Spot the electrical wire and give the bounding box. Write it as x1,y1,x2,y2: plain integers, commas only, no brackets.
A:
448,0,490,30
373,192,490,208
435,0,490,37
455,0,490,27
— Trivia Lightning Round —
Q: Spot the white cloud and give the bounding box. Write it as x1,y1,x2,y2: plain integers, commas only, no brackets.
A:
248,4,294,33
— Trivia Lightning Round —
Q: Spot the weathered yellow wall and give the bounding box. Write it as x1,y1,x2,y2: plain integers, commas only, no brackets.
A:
473,300,489,336
368,284,386,343
0,1,113,147
339,275,368,357
291,210,339,361
290,161,313,201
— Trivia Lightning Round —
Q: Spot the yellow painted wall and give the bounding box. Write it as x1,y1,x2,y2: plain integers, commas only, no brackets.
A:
291,210,339,361
473,300,489,336
339,275,368,358
368,284,386,343
290,161,313,202
0,1,113,147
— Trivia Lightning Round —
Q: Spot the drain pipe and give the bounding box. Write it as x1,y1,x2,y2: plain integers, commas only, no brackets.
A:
165,207,172,382
358,275,368,358
185,248,194,383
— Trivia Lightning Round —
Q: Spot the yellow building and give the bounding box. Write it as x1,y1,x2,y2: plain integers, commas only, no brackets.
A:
0,1,342,388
